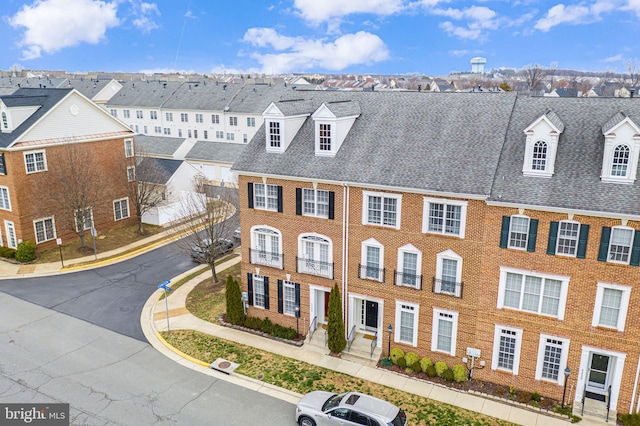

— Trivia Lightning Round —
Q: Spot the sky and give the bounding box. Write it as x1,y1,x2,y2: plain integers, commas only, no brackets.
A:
1,0,640,77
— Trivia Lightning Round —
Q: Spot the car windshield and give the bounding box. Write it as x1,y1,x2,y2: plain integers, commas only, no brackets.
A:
388,409,407,426
322,393,345,412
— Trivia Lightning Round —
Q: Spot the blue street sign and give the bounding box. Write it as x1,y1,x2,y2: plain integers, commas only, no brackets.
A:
158,280,172,291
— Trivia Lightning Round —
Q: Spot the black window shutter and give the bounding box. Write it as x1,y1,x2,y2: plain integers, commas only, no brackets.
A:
597,227,611,262
547,222,559,255
630,230,640,266
328,191,335,220
264,277,270,309
0,153,6,175
295,188,302,215
295,284,301,317
247,273,254,306
577,224,590,259
277,186,283,213
247,183,254,209
526,219,538,252
499,216,510,248
277,279,283,313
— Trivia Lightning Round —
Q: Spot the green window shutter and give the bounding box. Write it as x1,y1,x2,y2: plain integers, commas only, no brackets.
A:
630,230,640,266
264,277,270,310
576,224,590,259
295,189,302,215
597,227,611,262
247,273,253,306
527,219,539,252
499,216,510,248
277,280,283,313
547,221,559,255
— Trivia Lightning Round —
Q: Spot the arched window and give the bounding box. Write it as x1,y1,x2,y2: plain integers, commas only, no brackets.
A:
611,145,630,177
532,141,547,171
250,226,283,269
298,234,333,278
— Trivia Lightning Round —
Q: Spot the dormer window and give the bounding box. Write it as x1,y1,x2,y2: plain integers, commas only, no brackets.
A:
268,121,281,148
319,123,331,151
601,112,640,184
312,100,360,157
263,100,312,153
1,112,7,129
523,110,564,177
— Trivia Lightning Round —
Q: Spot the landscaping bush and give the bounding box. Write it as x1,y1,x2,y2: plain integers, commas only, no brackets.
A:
327,283,346,354
411,361,422,373
243,316,262,329
260,318,274,334
435,361,448,377
426,365,437,377
619,413,640,426
390,348,404,365
419,357,433,373
15,241,36,263
271,323,297,340
404,352,419,368
0,246,16,259
442,369,455,382
397,356,407,369
516,390,532,404
452,364,467,383
225,275,245,325
531,391,541,402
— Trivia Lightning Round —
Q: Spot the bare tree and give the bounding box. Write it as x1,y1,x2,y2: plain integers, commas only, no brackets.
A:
623,59,640,95
124,147,171,234
520,64,556,92
174,176,239,282
48,143,102,249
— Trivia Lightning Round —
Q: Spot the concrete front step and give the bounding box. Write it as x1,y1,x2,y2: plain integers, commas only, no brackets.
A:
573,400,615,424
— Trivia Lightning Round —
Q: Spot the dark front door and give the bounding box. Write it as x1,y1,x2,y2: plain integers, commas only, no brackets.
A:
324,291,330,321
365,301,378,329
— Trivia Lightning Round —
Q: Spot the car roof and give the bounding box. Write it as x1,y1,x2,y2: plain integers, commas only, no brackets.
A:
341,392,398,419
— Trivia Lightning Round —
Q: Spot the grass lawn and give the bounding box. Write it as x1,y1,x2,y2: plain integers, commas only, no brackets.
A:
163,263,515,426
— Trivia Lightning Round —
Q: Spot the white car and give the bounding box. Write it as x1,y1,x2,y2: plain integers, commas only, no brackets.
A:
295,391,407,426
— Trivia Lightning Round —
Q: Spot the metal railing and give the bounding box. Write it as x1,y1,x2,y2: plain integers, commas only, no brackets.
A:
581,380,587,416
358,264,385,282
606,385,612,422
308,316,317,342
370,330,378,358
296,257,334,279
394,271,422,289
347,325,357,352
432,277,464,298
249,248,284,269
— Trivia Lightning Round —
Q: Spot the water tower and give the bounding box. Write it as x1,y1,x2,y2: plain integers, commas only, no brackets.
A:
470,57,486,74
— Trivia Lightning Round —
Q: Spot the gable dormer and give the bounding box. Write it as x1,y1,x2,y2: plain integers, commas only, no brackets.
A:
262,99,313,153
311,100,360,156
0,98,41,133
601,111,640,184
522,109,564,177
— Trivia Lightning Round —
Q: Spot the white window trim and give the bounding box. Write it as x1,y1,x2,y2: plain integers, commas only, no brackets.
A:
113,197,130,221
397,244,422,289
127,166,136,182
362,190,402,230
298,233,333,278
507,214,530,250
523,115,562,177
74,207,94,232
435,249,463,297
601,133,640,184
283,280,296,316
250,225,283,269
253,274,266,309
591,282,631,332
124,139,134,158
4,220,17,249
395,300,419,347
33,216,56,244
535,334,570,385
302,188,330,218
431,308,458,356
253,183,279,212
361,238,384,282
0,186,11,211
24,150,47,174
555,220,580,257
422,197,468,238
492,324,523,375
607,226,635,265
497,266,569,320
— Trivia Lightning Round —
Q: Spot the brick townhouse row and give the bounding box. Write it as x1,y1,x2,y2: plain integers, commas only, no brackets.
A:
0,88,137,251
232,90,640,420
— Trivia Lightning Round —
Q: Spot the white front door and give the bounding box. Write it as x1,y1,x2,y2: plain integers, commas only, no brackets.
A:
586,353,611,399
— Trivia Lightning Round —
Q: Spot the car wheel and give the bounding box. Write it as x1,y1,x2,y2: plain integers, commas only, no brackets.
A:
298,416,315,426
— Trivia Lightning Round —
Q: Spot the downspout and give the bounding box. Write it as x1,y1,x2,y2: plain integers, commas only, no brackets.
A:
342,183,350,339
632,355,640,413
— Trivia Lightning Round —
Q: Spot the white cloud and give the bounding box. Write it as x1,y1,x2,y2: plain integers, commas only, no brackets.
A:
293,0,405,25
603,54,624,62
8,0,120,60
131,1,161,33
534,1,618,32
242,28,390,74
433,6,499,40
623,0,640,17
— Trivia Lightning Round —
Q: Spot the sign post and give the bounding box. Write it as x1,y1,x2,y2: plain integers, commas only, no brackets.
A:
56,238,64,268
91,227,97,260
158,280,172,333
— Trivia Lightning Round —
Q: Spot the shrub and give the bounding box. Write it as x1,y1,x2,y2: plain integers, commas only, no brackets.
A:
390,348,405,365
260,318,273,334
426,365,437,377
271,323,297,340
496,386,507,396
435,361,448,377
618,413,640,426
327,283,346,354
452,364,467,383
412,361,422,373
419,357,433,373
509,385,517,396
397,356,407,369
243,316,262,330
442,369,454,382
15,241,36,263
405,352,419,368
225,275,245,325
516,390,532,404
531,391,541,402
0,246,16,259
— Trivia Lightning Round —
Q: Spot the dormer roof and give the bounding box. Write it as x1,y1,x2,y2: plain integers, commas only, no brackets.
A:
524,109,564,134
602,111,640,135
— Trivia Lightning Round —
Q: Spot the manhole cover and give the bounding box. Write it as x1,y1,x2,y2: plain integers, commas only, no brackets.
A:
218,361,231,369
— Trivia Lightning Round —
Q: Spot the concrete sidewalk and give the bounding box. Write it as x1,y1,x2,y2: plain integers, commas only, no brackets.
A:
141,254,585,426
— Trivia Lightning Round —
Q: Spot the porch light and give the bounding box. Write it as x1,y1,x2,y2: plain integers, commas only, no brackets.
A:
562,367,571,409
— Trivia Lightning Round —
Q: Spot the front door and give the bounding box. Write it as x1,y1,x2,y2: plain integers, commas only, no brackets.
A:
323,291,330,322
586,353,611,401
365,301,378,330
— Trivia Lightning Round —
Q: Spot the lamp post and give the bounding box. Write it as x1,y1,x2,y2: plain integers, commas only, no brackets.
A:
387,324,393,358
295,306,300,338
562,367,571,409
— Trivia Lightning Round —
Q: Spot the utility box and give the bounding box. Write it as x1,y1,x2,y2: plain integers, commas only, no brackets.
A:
466,347,481,358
